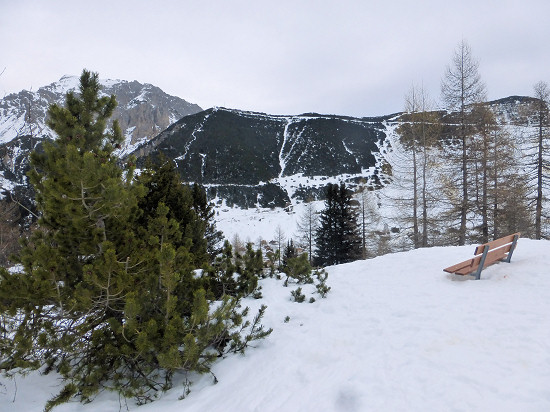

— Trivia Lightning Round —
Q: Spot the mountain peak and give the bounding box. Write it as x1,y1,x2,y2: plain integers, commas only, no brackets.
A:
0,76,202,147
48,75,80,94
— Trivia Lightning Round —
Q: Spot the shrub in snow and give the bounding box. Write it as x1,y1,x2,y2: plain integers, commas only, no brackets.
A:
283,253,313,286
314,269,331,298
290,287,306,303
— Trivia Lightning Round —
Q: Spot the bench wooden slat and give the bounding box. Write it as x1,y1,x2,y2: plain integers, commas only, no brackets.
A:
443,259,475,274
452,262,477,276
450,244,513,275
454,265,477,276
474,232,520,255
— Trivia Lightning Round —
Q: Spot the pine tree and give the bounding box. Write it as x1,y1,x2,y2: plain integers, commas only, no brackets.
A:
315,182,362,266
281,239,312,285
0,199,21,266
0,69,145,406
136,157,222,266
191,182,224,258
204,240,263,299
283,253,312,286
282,239,297,267
0,70,270,409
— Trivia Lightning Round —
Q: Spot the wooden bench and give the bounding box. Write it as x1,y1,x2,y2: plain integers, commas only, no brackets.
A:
444,233,520,280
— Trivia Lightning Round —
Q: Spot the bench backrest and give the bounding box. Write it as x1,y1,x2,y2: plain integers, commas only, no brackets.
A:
469,232,520,276
474,233,520,256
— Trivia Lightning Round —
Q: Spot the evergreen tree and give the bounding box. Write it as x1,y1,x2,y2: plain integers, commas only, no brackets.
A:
282,239,297,267
0,69,146,406
0,198,21,266
204,240,263,299
281,239,313,285
136,157,222,266
190,182,224,258
315,182,362,266
283,253,312,286
0,70,270,410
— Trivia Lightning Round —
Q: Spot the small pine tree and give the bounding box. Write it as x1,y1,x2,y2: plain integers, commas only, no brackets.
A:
282,239,297,267
283,253,312,286
265,248,280,278
314,268,331,298
0,198,21,266
235,243,263,297
137,157,209,266
205,240,263,299
290,287,306,303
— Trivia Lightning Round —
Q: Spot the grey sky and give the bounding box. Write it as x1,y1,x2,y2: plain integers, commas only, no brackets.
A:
1,0,549,117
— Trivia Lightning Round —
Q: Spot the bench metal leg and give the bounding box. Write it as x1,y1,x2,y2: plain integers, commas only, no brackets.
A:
503,234,519,263
473,245,489,280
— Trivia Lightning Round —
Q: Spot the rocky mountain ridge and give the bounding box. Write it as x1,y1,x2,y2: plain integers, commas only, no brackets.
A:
0,75,538,211
0,75,201,204
0,75,201,148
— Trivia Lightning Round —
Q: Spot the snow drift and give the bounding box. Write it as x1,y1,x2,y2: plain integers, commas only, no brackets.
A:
3,239,549,412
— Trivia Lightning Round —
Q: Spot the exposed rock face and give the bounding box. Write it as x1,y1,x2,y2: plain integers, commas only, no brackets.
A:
0,75,201,204
101,80,202,153
0,75,202,149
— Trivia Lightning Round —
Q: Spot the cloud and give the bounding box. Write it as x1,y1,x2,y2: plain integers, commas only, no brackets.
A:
1,0,550,117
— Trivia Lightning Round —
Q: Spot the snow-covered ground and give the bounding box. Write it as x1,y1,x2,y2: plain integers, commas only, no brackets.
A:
3,238,549,412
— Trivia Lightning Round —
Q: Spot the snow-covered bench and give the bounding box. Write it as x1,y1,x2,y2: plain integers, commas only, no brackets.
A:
443,233,520,280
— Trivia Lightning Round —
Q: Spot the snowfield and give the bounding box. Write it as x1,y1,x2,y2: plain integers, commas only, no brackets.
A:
2,239,550,412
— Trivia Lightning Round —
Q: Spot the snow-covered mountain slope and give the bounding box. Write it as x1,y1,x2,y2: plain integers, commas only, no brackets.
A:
5,239,550,412
133,106,394,208
132,96,542,211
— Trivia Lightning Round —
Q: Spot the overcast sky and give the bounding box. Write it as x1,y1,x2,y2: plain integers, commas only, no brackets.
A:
1,0,549,117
